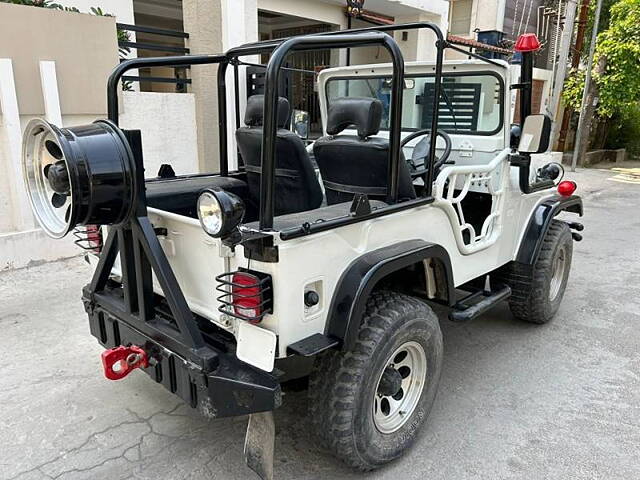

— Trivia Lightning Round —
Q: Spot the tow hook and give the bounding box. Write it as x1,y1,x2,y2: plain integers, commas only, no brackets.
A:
101,345,149,380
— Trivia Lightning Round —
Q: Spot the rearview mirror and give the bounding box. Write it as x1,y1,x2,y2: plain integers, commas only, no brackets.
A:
291,109,310,140
518,114,551,154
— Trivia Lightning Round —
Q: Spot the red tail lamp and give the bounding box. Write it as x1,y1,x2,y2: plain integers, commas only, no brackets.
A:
232,272,264,322
216,269,273,324
515,33,541,52
557,180,577,197
85,225,103,254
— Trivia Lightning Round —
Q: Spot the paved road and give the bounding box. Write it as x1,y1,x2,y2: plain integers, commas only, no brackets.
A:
1,168,638,480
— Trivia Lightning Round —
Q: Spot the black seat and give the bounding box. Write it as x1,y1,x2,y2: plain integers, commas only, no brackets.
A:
313,97,416,205
235,95,323,216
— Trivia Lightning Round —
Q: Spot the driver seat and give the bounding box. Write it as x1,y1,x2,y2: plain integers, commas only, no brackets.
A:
313,97,416,205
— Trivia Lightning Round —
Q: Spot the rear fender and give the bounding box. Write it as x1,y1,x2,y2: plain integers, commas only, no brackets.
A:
326,239,454,351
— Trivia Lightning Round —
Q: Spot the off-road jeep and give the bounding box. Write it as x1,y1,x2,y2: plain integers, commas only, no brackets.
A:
21,23,583,479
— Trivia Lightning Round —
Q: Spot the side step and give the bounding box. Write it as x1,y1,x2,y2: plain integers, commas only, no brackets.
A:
287,333,339,356
449,284,511,322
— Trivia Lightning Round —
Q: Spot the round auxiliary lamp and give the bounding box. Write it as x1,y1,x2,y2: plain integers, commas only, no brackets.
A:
21,119,136,239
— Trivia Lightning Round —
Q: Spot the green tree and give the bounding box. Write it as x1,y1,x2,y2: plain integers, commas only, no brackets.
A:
563,0,640,118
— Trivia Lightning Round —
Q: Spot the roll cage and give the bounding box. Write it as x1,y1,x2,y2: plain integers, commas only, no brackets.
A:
106,21,506,234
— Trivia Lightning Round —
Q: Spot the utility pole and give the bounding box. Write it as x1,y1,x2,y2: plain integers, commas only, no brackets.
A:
571,0,604,171
556,0,592,151
548,0,578,128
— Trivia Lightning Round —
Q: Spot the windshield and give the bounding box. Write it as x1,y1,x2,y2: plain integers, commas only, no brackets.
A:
326,72,503,135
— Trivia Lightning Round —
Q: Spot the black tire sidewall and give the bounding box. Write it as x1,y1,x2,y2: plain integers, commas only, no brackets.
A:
352,308,443,467
537,224,573,321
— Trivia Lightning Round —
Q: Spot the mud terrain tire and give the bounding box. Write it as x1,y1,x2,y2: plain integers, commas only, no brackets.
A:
308,290,443,470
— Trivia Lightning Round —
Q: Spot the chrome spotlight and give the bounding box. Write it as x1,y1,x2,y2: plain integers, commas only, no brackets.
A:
22,119,136,238
197,188,245,239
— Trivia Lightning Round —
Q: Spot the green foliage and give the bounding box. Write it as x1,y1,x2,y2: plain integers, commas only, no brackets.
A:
605,104,640,157
563,0,640,119
562,68,586,111
594,0,640,117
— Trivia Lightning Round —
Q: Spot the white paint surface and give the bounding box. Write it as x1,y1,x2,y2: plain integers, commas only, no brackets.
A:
0,59,34,232
39,61,63,125
119,92,199,177
0,229,77,271
222,0,259,170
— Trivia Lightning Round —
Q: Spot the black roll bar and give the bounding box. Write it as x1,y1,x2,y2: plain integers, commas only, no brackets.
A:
107,22,498,233
257,32,405,230
221,22,446,218
107,54,227,124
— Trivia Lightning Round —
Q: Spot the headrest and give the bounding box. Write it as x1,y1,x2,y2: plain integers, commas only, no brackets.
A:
244,95,290,128
326,97,383,138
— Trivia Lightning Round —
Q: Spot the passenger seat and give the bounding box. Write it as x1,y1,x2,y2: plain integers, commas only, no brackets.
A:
236,95,323,216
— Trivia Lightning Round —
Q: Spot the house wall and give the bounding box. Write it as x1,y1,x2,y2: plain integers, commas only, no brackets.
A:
0,3,200,270
119,92,199,177
183,0,224,172
258,0,346,27
0,3,119,116
56,0,135,24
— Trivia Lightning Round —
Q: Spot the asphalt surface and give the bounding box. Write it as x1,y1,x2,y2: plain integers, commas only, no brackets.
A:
1,167,638,480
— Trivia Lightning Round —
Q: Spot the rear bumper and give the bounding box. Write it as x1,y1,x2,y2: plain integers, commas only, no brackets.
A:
82,284,281,418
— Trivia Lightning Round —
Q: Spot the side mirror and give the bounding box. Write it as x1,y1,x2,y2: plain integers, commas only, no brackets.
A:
291,109,310,140
518,114,551,154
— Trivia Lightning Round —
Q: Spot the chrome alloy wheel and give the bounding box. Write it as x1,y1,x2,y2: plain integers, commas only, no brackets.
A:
549,244,567,301
373,341,427,434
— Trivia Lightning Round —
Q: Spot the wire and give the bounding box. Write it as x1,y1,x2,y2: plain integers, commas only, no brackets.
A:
524,0,535,33
517,0,532,37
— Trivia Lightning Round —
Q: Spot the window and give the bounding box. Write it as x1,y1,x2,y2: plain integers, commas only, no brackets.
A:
326,73,503,135
449,0,473,36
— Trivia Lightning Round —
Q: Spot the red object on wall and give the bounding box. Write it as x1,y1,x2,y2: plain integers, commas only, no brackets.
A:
514,33,541,52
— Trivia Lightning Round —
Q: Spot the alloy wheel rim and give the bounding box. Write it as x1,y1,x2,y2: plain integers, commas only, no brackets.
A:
549,245,567,301
373,341,427,434
22,122,74,238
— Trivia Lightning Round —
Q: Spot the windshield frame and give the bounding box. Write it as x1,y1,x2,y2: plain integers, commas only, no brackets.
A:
324,70,506,137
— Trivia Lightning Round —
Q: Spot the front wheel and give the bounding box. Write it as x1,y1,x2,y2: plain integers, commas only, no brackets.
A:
498,220,573,324
308,291,443,470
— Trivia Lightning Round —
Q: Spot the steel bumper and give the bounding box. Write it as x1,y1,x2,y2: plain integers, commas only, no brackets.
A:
82,285,281,419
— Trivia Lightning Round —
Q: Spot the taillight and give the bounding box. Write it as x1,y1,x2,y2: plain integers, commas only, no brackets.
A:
216,269,273,323
73,225,103,254
557,180,577,197
232,272,262,320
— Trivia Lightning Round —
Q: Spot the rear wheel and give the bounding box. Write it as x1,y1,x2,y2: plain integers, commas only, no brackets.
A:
308,290,443,470
499,220,573,324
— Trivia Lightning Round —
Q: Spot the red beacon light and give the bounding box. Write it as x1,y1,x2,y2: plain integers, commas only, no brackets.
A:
515,33,541,52
557,180,577,197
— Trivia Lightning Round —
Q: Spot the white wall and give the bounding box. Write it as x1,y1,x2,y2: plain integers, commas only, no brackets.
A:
258,0,346,27
119,91,199,177
55,0,138,87
56,0,135,23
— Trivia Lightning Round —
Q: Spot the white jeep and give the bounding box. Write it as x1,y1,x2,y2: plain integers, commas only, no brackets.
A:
21,23,583,478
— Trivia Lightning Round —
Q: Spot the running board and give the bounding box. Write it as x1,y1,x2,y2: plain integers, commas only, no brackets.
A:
449,284,511,322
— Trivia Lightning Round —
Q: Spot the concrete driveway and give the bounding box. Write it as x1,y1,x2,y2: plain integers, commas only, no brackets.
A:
1,168,639,480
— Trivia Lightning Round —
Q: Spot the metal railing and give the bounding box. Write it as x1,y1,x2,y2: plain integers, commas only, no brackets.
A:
116,23,191,90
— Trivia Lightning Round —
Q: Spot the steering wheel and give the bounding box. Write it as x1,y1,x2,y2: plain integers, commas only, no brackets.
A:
400,129,453,180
